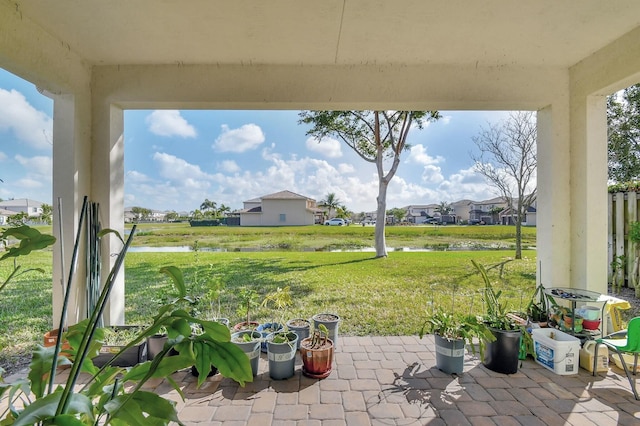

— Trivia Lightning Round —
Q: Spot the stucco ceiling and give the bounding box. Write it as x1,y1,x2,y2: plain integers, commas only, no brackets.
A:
14,0,640,68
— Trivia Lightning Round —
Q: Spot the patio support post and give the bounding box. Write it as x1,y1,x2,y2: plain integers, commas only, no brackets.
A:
90,102,126,326
536,103,571,289
51,93,92,326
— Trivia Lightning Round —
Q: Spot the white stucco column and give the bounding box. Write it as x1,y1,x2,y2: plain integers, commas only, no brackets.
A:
51,90,92,327
536,102,571,289
91,102,126,325
568,95,609,293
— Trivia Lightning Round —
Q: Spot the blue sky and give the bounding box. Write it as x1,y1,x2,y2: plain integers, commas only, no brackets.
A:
0,67,513,213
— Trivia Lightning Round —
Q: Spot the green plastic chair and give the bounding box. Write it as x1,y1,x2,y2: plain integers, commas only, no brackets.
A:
594,317,640,400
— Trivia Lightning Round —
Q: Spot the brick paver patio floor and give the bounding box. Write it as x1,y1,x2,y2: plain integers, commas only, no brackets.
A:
4,335,640,425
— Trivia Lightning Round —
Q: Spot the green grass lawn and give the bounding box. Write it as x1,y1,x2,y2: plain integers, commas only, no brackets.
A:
130,222,537,251
0,223,537,373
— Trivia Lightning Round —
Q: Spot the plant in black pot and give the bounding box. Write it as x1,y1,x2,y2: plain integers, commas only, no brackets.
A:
472,259,523,375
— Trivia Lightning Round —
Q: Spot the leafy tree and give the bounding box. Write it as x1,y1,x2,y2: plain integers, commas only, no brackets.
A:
165,211,179,222
300,110,440,257
218,204,231,217
190,209,204,220
131,206,152,221
8,212,28,226
436,201,452,215
471,111,537,259
40,203,53,225
388,207,406,223
200,199,217,216
608,84,640,183
318,193,341,220
335,204,352,222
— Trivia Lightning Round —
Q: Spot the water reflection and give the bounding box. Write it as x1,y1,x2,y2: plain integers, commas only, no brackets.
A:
127,245,520,253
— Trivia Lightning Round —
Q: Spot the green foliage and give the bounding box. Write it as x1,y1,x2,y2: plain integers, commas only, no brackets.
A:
420,310,494,357
236,287,260,326
0,225,56,294
472,259,519,330
0,265,253,425
608,84,640,183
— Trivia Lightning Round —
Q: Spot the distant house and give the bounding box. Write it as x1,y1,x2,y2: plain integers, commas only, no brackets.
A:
468,197,508,224
0,208,14,225
404,204,439,223
0,198,45,217
499,199,537,226
239,190,321,226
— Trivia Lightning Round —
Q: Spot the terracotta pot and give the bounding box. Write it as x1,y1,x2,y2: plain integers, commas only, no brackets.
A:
299,337,334,379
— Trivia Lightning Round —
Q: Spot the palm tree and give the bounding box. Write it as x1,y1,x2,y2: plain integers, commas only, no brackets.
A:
200,199,217,216
319,193,341,220
436,201,452,215
218,204,231,217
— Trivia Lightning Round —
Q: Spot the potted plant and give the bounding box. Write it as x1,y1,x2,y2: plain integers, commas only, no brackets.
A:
231,329,262,377
472,259,523,375
0,224,253,425
233,287,260,330
420,310,494,375
261,286,299,379
258,286,292,351
312,313,340,349
286,318,311,350
265,330,299,380
299,323,334,379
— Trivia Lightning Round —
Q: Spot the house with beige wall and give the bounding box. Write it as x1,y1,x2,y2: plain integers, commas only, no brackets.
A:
239,190,320,226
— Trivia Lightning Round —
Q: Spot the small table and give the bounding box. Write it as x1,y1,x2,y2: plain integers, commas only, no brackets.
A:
544,287,608,338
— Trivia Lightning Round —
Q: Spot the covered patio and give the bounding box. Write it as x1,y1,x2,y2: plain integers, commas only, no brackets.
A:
2,1,640,325
4,335,639,424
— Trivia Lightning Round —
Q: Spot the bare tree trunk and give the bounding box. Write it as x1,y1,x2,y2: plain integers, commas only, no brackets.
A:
375,180,389,258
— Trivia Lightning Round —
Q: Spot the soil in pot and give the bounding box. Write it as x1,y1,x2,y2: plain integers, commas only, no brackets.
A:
299,336,334,379
286,318,311,350
233,321,260,331
266,331,299,380
312,313,340,349
231,330,262,376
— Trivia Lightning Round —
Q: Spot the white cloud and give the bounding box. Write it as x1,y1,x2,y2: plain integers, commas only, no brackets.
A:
421,165,445,184
0,152,7,161
15,177,44,189
337,163,355,174
126,170,151,183
153,152,212,181
0,88,52,149
219,160,240,173
15,154,52,176
145,110,197,138
407,144,444,166
305,137,342,158
213,124,265,153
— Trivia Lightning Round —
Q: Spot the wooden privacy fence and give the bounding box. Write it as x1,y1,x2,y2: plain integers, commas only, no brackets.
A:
609,191,640,288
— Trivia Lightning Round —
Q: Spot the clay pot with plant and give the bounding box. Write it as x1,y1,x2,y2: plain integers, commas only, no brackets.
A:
299,323,334,379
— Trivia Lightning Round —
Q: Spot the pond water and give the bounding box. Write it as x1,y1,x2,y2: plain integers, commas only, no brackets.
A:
127,245,525,253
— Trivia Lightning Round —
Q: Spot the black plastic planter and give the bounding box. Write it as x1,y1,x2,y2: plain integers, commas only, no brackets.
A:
482,327,522,374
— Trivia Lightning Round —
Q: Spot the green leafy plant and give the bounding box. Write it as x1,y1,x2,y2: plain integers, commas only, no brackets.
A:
610,254,626,294
0,225,56,294
419,281,495,359
236,287,260,327
305,324,330,349
472,259,519,331
0,240,252,424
